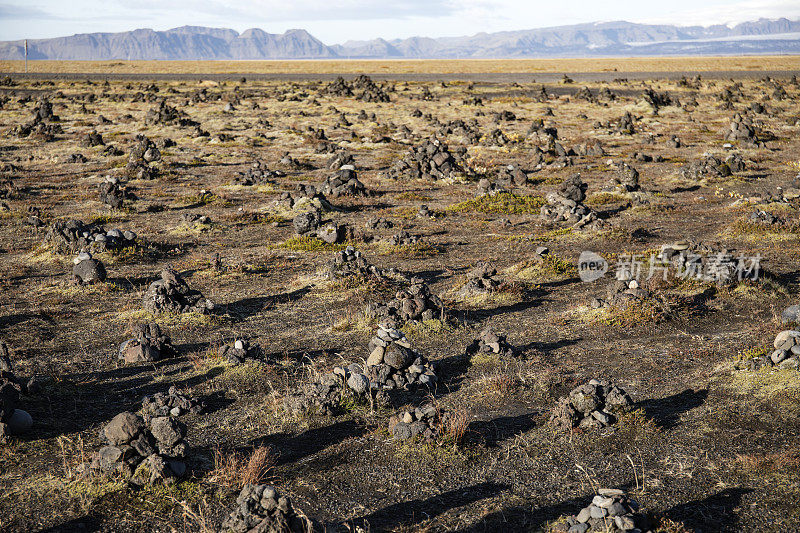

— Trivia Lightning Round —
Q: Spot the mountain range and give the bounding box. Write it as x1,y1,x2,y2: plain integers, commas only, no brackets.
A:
1,18,799,60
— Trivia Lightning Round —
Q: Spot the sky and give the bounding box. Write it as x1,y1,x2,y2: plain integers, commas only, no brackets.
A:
1,0,799,43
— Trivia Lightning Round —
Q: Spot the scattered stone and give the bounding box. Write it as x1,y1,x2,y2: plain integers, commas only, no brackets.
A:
218,339,264,365
366,277,444,327
383,139,466,181
736,329,800,371
0,342,34,442
235,160,284,186
388,403,455,442
141,386,204,418
465,327,516,358
456,262,504,297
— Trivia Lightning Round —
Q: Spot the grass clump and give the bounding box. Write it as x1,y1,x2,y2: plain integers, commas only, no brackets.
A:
506,254,576,281
446,192,545,215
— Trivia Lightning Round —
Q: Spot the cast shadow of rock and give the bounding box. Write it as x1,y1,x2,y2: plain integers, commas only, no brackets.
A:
341,482,511,532
637,388,708,430
663,488,753,532
253,419,367,466
465,412,540,447
224,287,312,319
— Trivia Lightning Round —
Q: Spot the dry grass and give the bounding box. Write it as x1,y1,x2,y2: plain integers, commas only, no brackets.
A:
3,56,800,74
209,445,276,489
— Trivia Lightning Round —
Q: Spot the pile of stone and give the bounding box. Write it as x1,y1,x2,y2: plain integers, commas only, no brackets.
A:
611,164,640,192
495,164,528,187
591,270,650,311
540,174,601,229
476,178,507,196
324,76,354,97
387,231,420,246
354,75,391,103
99,176,134,209
71,251,107,285
82,130,104,147
144,100,198,128
235,161,284,186
119,322,176,364
327,152,354,170
66,153,88,164
0,342,34,443
320,167,368,197
680,153,745,180
283,359,385,416
218,339,264,365
32,98,58,122
383,139,466,181
366,278,444,327
142,267,215,315
219,484,315,533
736,330,800,371
642,88,677,111
554,489,649,533
365,327,437,391
365,217,393,230
12,113,63,140
126,135,161,180
456,262,504,298
328,247,394,281
89,412,187,485
615,112,636,135
724,114,764,147
141,386,204,418
389,403,452,441
748,210,778,225
657,240,747,286
550,379,633,431
465,327,516,358
436,119,480,144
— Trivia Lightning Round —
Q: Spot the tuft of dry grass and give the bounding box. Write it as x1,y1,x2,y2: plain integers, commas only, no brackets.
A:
209,445,276,489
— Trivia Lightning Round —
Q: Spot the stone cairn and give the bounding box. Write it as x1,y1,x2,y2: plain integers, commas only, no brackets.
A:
611,163,640,192
144,100,198,128
456,262,504,298
384,139,466,181
126,134,161,180
387,231,421,246
45,219,137,254
724,114,764,147
218,339,264,365
736,330,800,371
142,267,215,315
366,278,444,328
388,403,456,441
118,322,176,364
658,240,748,287
465,327,516,358
99,176,134,209
496,164,528,187
540,174,601,229
88,412,188,485
220,484,315,533
591,269,650,310
235,160,284,186
0,342,34,442
680,153,745,180
141,386,204,418
365,326,437,391
321,166,368,197
550,379,633,431
71,251,107,285
553,488,650,533
328,247,387,281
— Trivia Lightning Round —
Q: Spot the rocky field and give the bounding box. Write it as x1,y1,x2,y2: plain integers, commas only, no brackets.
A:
0,71,799,532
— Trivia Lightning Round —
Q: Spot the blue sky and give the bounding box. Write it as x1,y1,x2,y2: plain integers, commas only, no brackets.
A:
1,0,798,43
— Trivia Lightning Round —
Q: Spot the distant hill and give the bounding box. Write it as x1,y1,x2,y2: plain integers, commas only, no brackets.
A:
2,18,799,60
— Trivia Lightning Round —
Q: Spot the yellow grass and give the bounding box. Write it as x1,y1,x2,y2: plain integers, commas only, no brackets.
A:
2,56,800,75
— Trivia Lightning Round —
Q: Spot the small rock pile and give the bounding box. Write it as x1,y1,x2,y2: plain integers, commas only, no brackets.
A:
658,240,748,286
680,153,745,180
82,130,104,147
141,386,204,418
554,489,649,533
45,219,137,254
320,167,368,197
612,164,640,192
465,327,516,358
354,75,391,102
736,330,800,371
235,161,284,185
144,100,198,127
495,164,528,187
126,135,161,180
550,379,633,431
99,176,134,209
218,339,264,365
540,174,601,229
89,412,187,485
366,278,444,327
748,210,778,225
365,327,437,391
142,267,215,315
328,247,394,281
457,262,504,297
71,251,107,285
119,322,176,364
219,484,315,533
387,231,421,246
591,270,650,310
615,112,636,135
389,403,454,441
0,342,34,442
384,139,466,181
724,114,764,146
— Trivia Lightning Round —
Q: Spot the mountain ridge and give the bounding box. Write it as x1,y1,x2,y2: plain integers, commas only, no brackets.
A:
1,18,799,60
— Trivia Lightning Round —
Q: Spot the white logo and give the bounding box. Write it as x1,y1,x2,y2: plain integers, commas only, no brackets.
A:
578,251,608,282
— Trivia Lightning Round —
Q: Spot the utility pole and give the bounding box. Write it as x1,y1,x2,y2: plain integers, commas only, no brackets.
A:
24,40,28,73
